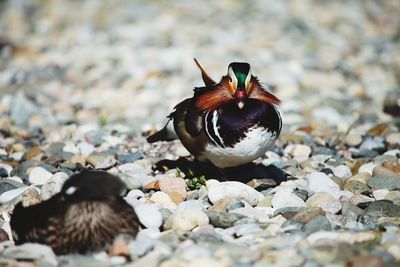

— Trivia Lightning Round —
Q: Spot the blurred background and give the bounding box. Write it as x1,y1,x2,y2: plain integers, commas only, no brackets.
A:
0,0,399,134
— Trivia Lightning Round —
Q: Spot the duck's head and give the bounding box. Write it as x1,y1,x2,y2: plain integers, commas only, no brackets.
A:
227,62,252,109
62,170,127,202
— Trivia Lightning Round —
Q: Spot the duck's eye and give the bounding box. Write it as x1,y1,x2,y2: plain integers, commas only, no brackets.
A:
229,78,232,83
65,186,77,195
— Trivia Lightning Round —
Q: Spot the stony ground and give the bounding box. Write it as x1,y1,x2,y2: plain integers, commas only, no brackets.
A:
0,0,400,266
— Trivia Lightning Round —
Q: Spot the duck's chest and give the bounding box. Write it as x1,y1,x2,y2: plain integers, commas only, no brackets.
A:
201,99,281,168
204,99,281,148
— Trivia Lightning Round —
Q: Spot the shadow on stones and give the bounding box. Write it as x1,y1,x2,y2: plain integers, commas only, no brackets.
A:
154,157,288,186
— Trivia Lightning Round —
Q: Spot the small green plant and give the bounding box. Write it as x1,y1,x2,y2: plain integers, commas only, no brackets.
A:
186,175,207,190
98,114,108,126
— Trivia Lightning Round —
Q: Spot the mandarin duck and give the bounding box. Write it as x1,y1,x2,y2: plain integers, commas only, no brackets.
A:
10,170,139,255
147,59,282,169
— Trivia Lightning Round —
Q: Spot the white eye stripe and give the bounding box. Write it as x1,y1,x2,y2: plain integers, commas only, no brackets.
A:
65,186,77,195
228,67,238,85
245,68,251,89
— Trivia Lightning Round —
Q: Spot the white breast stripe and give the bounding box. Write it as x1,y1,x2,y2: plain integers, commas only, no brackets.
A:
204,112,214,144
212,110,225,147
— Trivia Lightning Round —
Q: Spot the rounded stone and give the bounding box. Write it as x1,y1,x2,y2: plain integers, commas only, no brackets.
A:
207,181,262,206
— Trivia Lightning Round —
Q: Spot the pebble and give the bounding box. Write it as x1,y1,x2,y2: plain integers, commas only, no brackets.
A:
158,176,187,199
86,153,117,169
306,192,342,214
0,179,24,195
345,134,363,147
284,144,312,161
368,172,400,190
165,210,209,231
205,211,246,229
134,204,163,229
358,162,378,175
292,207,324,224
304,216,332,234
386,133,400,146
360,200,400,224
271,187,306,209
207,182,262,206
41,172,69,200
333,165,352,180
28,166,53,185
307,172,340,195
150,191,177,209
346,255,385,267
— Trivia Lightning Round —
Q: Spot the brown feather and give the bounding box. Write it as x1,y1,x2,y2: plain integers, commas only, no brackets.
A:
193,58,216,86
249,77,281,105
195,78,234,112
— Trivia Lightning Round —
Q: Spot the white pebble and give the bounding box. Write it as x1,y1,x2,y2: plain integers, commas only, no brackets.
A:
272,187,306,209
41,172,69,200
28,167,53,185
333,165,352,180
207,181,263,206
134,204,163,229
358,162,377,175
165,210,209,231
307,172,340,195
373,189,389,200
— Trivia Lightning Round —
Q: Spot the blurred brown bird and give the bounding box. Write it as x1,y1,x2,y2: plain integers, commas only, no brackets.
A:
10,170,139,255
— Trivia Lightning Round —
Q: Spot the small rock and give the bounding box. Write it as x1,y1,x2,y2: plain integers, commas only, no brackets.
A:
368,174,400,193
341,202,364,220
205,210,246,228
307,172,340,195
117,152,143,164
293,189,309,202
247,178,277,190
292,207,324,224
3,243,56,265
360,137,386,152
108,238,130,257
333,165,352,180
346,255,384,267
348,172,372,183
135,204,163,229
386,133,400,146
86,153,116,169
127,189,145,199
158,176,187,199
28,167,53,185
272,187,306,209
0,228,9,241
165,210,209,231
0,179,25,195
345,134,363,147
373,189,389,200
22,147,43,160
150,191,176,209
304,216,331,234
176,200,205,212
382,160,400,174
385,191,400,205
70,155,86,167
344,180,371,194
360,200,400,224
41,172,69,200
284,144,312,160
306,192,342,214
358,162,378,175
77,142,95,156
207,182,263,206
209,196,237,212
